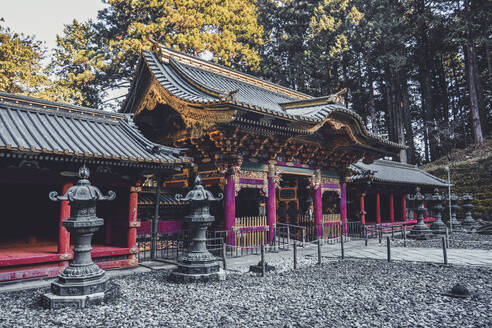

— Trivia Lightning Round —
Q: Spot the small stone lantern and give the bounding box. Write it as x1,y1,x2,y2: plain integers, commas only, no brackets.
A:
42,166,116,308
407,187,434,240
427,189,446,234
170,175,225,282
446,192,463,232
461,194,479,231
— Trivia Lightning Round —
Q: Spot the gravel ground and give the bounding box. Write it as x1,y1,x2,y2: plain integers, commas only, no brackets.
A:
1,258,490,328
390,232,492,250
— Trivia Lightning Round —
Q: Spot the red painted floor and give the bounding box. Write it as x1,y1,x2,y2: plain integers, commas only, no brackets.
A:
0,243,130,267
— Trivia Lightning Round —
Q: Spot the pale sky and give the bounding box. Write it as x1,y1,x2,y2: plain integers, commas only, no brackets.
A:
1,0,107,51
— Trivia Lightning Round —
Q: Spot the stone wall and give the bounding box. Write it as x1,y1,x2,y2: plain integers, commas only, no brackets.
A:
424,157,492,222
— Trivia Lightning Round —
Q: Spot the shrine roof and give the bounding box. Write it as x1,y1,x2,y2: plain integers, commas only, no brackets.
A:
121,47,403,150
0,92,189,166
350,159,449,187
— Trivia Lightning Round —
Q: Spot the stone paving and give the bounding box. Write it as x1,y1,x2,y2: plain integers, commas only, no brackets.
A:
224,238,492,272
2,238,491,294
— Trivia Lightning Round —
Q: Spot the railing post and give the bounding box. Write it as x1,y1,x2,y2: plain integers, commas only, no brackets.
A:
445,227,449,249
340,232,345,259
403,225,407,247
442,237,448,265
287,225,291,250
365,227,368,247
293,242,297,270
387,236,391,262
261,244,265,277
302,228,305,247
379,225,382,244
317,238,322,265
176,241,180,262
391,225,394,240
222,242,227,271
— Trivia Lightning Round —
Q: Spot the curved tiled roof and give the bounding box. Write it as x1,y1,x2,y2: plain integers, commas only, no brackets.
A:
350,159,450,187
0,92,188,165
122,47,404,150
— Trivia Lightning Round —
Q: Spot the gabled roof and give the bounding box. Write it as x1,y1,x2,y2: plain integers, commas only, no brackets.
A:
121,47,403,150
350,159,450,187
0,92,189,167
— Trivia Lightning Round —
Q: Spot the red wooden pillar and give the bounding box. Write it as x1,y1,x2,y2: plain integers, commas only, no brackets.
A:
390,192,394,222
58,182,73,266
360,193,366,225
376,192,381,224
128,183,141,263
402,194,407,221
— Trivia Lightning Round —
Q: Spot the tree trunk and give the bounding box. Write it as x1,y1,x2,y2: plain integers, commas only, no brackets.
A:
402,81,416,163
466,44,484,144
486,43,492,87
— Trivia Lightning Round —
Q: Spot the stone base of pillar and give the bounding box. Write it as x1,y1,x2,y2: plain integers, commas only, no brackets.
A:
42,274,109,309
42,292,105,309
170,256,225,282
408,223,434,240
461,218,480,232
430,219,447,234
447,219,463,232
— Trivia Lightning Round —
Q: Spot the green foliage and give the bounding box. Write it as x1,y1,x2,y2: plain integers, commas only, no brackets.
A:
257,0,491,164
52,0,265,107
0,22,49,94
0,21,75,102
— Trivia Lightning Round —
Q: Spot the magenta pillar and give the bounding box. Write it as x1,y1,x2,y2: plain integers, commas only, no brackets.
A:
267,175,276,243
340,182,347,233
314,186,323,237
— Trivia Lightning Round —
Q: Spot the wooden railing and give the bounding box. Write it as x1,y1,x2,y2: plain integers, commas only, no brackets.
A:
232,216,268,251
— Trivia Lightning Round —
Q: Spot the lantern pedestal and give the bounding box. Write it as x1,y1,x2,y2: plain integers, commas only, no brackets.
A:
170,222,225,282
42,166,115,309
408,187,434,240
461,194,479,232
169,176,225,282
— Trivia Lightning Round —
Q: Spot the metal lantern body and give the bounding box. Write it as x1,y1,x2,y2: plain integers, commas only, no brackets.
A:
407,187,434,240
461,194,479,231
427,189,446,234
446,192,463,232
170,176,225,282
42,166,116,309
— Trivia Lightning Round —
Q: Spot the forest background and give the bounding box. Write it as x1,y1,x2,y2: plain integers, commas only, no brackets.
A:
1,0,490,165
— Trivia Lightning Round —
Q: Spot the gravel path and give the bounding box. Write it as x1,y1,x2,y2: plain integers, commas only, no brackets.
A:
391,232,492,250
0,259,490,328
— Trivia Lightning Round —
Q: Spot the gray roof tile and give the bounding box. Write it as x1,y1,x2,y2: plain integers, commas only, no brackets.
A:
350,159,449,187
0,92,188,165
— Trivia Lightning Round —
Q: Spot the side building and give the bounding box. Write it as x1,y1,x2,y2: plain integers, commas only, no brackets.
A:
0,92,188,282
349,159,450,228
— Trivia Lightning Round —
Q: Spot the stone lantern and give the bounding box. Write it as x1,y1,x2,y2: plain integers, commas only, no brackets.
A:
461,194,479,231
170,175,225,282
407,187,434,240
427,189,446,234
42,166,116,308
446,192,463,232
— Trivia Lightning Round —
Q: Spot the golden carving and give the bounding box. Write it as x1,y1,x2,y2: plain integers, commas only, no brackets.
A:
135,77,237,137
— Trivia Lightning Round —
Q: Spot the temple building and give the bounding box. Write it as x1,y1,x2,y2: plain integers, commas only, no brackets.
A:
348,159,450,228
120,45,406,246
0,92,188,282
0,47,452,283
